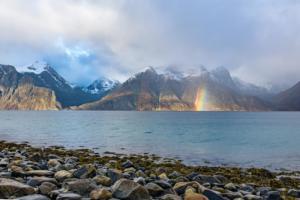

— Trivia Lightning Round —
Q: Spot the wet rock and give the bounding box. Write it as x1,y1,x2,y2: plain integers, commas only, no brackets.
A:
0,171,12,178
64,179,97,196
256,187,271,196
54,170,72,182
145,182,164,197
112,178,150,200
264,191,281,200
134,177,146,185
0,178,35,198
154,180,172,189
173,182,203,195
27,177,57,187
224,183,237,191
11,165,26,177
49,189,64,199
213,175,228,184
90,188,112,200
0,159,8,167
56,192,82,200
186,172,199,181
73,164,96,179
287,189,300,198
93,175,112,186
39,182,57,195
26,170,54,177
107,169,123,183
122,160,134,168
240,184,255,193
202,189,225,200
16,194,50,200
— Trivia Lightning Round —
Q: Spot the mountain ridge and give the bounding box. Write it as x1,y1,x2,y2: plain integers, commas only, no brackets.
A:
0,62,299,111
75,67,273,111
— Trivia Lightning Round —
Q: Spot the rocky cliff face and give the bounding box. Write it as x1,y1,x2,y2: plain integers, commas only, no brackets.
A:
0,62,108,110
1,62,297,111
0,65,60,110
0,84,60,110
76,67,271,111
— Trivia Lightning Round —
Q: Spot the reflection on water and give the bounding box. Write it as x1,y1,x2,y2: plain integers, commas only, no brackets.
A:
0,111,300,170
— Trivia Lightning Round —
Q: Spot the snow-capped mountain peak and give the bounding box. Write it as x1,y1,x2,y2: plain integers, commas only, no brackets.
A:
18,61,49,74
85,78,120,95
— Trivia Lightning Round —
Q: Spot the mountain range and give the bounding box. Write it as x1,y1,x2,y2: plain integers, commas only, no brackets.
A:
0,61,298,111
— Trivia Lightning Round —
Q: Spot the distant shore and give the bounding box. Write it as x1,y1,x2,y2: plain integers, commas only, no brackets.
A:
0,140,299,199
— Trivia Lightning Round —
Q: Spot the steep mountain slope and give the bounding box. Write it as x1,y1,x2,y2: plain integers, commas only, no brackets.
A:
0,61,108,110
273,81,300,111
19,61,101,107
76,67,271,111
0,64,61,110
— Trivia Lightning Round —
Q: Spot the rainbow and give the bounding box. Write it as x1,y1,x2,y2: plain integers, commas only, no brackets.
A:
194,87,207,111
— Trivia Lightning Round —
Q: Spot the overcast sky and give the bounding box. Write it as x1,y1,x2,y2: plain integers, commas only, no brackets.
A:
0,0,299,87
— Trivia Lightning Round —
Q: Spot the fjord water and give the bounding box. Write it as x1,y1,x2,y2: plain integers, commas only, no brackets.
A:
0,111,300,170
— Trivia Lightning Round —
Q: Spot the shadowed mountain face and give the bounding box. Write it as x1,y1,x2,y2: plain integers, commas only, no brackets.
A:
0,65,60,110
273,82,300,111
76,67,272,111
0,62,111,110
1,62,298,111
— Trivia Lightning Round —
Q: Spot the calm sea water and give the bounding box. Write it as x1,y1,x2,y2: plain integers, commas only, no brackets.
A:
0,111,300,170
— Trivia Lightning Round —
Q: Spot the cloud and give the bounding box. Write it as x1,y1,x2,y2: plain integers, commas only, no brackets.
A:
0,0,299,87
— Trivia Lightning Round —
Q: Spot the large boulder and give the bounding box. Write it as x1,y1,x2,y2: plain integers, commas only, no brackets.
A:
288,189,300,198
202,189,226,200
173,182,204,195
27,177,57,187
54,170,72,182
64,179,97,196
145,182,164,197
93,175,112,186
185,188,208,200
11,165,26,177
73,164,96,179
90,188,112,200
39,182,57,196
112,178,150,200
0,178,35,198
107,169,123,183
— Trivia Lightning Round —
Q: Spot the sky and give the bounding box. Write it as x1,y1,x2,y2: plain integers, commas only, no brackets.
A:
0,0,300,87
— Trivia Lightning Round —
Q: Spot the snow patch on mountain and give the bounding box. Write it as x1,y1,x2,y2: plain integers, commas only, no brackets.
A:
84,78,120,94
18,61,49,74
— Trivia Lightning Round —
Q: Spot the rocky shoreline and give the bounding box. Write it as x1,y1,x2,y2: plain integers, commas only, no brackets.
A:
0,141,299,199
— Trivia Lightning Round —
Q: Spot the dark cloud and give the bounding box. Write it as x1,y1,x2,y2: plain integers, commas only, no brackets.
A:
0,0,299,87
